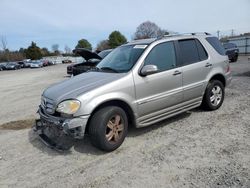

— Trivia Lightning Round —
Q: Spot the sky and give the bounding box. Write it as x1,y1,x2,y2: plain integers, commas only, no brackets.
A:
0,0,249,51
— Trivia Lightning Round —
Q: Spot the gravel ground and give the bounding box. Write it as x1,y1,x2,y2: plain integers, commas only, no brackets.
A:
0,64,68,125
0,57,250,188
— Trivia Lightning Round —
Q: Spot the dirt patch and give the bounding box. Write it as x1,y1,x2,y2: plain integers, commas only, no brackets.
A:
0,119,35,130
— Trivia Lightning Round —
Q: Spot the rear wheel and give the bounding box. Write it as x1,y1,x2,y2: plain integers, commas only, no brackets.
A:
232,55,238,62
88,106,128,152
202,80,225,110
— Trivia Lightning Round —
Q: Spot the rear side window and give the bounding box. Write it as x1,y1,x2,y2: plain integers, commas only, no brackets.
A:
178,39,200,65
206,37,225,55
144,41,176,72
196,39,208,61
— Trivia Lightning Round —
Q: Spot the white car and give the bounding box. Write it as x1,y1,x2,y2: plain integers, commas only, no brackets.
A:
30,61,43,68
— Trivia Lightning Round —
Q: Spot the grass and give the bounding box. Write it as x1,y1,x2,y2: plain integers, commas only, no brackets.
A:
0,119,35,130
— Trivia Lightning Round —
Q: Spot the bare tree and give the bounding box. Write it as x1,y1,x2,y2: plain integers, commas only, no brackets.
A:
64,45,71,54
134,21,169,40
96,40,110,52
51,44,59,52
1,36,7,51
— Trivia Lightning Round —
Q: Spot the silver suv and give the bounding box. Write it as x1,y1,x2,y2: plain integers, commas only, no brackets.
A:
34,33,232,151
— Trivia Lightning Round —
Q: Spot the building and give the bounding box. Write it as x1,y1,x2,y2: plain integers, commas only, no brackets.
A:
228,36,250,54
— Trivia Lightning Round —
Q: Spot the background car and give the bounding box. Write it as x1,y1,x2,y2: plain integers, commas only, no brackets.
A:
17,61,25,68
223,42,239,62
30,61,43,68
5,62,21,70
62,60,72,64
40,60,50,66
69,49,112,76
0,63,7,71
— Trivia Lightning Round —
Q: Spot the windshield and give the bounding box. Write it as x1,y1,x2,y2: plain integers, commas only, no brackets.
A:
8,63,16,65
97,45,145,73
98,50,112,58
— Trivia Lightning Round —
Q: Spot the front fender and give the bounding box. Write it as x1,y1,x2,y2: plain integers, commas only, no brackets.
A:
74,92,137,117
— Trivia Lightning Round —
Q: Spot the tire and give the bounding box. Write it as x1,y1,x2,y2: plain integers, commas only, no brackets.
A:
233,55,238,62
202,80,225,111
88,106,128,152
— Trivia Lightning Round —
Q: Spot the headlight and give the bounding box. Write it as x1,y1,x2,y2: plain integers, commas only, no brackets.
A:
56,100,81,114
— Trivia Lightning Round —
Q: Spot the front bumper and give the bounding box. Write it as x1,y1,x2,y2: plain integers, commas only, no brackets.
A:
34,106,89,139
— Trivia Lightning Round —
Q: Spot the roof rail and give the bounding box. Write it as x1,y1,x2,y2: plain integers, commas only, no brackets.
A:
160,32,211,39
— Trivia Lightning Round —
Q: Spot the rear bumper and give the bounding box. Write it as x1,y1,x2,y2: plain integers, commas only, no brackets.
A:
225,71,232,87
34,106,89,139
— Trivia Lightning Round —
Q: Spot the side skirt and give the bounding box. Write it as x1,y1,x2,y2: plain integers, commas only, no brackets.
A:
136,99,202,128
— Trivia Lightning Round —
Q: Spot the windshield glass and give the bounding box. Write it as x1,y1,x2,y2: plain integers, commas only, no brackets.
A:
98,50,112,58
8,63,16,65
97,45,145,73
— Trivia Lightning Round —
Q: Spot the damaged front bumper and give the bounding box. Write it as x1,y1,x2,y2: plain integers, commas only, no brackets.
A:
33,106,90,150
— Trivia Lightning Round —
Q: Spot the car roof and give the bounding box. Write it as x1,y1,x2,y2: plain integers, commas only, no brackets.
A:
125,33,212,46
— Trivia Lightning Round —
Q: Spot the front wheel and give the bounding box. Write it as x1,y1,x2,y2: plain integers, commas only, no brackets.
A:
88,106,128,152
202,80,225,110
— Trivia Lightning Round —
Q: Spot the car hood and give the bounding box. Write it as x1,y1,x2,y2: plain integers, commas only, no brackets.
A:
43,72,126,103
73,48,102,61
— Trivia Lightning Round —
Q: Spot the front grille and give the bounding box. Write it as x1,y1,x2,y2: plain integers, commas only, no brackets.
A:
41,97,55,114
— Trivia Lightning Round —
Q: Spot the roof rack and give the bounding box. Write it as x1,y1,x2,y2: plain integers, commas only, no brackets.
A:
159,32,211,39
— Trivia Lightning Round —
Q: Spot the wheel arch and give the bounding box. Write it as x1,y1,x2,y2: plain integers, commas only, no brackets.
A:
209,73,226,87
85,99,136,133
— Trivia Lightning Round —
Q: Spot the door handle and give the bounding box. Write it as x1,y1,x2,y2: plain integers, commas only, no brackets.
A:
173,70,182,76
205,63,212,67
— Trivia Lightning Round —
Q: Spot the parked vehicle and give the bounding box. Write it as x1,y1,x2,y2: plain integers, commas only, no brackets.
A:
0,62,8,71
34,33,232,152
67,49,112,76
22,59,31,68
62,60,72,64
16,61,24,68
40,60,50,66
5,62,21,70
30,61,43,68
223,42,239,62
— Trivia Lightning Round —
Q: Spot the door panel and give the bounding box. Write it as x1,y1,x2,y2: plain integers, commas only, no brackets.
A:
182,61,210,102
177,38,211,102
134,68,183,117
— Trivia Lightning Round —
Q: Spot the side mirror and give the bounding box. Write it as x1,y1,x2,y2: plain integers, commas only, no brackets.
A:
140,65,158,76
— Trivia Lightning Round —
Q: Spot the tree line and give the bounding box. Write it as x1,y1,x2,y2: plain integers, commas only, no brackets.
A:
0,21,169,62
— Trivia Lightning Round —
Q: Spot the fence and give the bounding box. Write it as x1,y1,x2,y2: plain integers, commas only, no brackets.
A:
228,36,250,54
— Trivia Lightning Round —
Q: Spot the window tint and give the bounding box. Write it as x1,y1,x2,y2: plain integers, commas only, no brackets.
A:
196,39,208,61
144,42,176,72
206,37,225,55
178,39,200,65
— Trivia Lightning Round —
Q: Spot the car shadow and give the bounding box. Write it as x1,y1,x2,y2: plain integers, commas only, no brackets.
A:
127,111,192,137
28,111,193,156
28,129,105,156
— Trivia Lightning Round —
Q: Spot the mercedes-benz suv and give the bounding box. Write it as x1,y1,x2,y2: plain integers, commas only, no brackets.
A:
34,33,232,152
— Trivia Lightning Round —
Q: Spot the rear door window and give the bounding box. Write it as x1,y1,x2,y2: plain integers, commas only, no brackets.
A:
178,39,200,65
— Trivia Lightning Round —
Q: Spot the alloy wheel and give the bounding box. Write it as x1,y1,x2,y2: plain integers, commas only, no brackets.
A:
106,115,124,143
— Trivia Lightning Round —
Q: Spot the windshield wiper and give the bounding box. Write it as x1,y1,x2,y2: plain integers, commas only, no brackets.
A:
99,67,119,73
